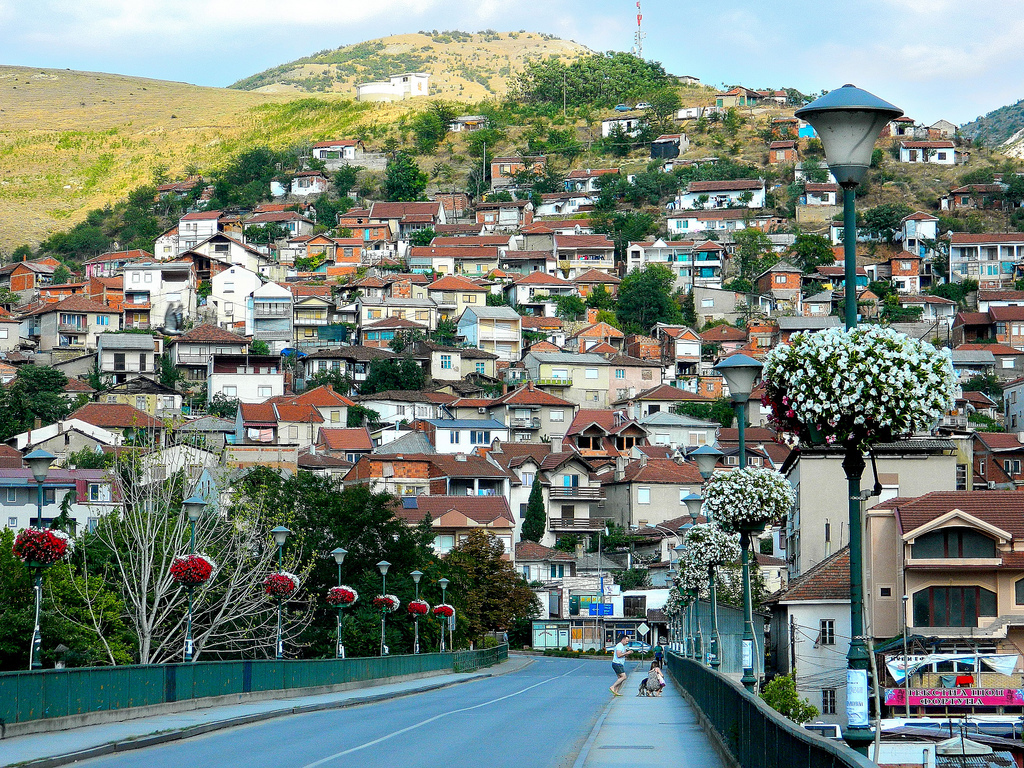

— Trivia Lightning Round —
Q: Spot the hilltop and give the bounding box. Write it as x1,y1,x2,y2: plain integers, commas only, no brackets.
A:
961,97,1024,152
229,31,592,100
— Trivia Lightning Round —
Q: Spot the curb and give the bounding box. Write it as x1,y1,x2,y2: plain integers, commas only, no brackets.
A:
8,659,530,768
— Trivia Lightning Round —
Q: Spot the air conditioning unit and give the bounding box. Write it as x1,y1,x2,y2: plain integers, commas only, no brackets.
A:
988,480,997,489
478,407,487,414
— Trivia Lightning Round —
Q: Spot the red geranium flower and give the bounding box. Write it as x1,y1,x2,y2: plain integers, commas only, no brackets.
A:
264,571,300,599
433,603,454,618
327,585,358,607
407,599,430,616
13,527,72,566
170,554,215,587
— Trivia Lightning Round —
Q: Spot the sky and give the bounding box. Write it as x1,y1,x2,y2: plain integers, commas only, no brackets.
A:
1,0,1022,126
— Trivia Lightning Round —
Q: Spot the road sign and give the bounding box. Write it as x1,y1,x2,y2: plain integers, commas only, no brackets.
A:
637,622,650,637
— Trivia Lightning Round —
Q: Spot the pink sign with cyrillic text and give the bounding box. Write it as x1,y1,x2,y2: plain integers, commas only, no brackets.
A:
884,688,1024,707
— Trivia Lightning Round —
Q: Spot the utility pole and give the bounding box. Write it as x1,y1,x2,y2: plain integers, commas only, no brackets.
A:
563,71,566,119
790,615,797,683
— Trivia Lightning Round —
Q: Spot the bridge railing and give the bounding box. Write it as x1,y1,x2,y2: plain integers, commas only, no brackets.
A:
0,646,508,728
665,651,875,768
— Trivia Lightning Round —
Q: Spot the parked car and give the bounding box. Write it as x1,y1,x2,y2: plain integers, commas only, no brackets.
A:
605,640,652,653
614,104,630,112
634,102,652,110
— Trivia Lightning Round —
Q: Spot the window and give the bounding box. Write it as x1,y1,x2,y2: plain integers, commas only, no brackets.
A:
222,386,237,397
522,472,535,487
679,489,689,505
462,294,477,304
585,368,599,379
774,274,787,284
330,410,340,423
914,585,997,627
638,487,651,504
1006,358,1018,369
819,619,835,645
433,534,455,554
257,386,272,398
139,353,147,372
7,516,16,528
880,586,893,598
440,354,452,370
6,488,15,502
937,152,947,160
911,528,996,559
136,396,147,411
615,369,625,379
821,689,837,715
1005,459,1022,476
701,299,714,308
1015,578,1024,605
550,410,564,422
43,489,55,504
450,430,460,444
288,425,298,439
224,282,234,293
476,362,486,374
550,564,565,579
470,430,491,445
96,316,109,326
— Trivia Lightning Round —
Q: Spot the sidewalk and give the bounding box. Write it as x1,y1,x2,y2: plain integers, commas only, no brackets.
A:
0,656,532,768
577,671,727,768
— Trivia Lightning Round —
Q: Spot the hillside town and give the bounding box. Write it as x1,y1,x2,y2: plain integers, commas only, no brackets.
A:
8,63,1024,756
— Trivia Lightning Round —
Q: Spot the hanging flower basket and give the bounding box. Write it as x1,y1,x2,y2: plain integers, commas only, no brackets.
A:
433,603,455,619
683,523,740,568
674,556,708,597
762,326,956,449
170,553,216,587
13,527,73,566
373,594,400,613
407,599,430,616
263,571,300,599
702,467,796,534
326,586,358,607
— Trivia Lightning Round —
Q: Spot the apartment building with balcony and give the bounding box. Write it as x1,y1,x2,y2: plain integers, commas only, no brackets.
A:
206,354,284,404
397,495,515,558
168,324,249,384
540,452,609,548
21,295,120,352
425,275,489,321
554,234,616,278
209,263,261,329
0,468,118,534
601,456,703,529
504,272,578,316
948,233,1024,289
483,382,577,445
123,261,197,332
97,377,183,419
97,332,161,384
419,419,511,454
292,293,336,349
245,282,292,353
358,297,438,332
457,305,522,363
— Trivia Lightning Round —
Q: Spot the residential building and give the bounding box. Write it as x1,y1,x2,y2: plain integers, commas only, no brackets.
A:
235,400,323,451
360,317,428,348
519,351,661,408
517,542,577,583
310,139,363,166
638,411,719,450
245,282,292,353
474,200,534,230
426,275,489,321
288,171,329,197
358,297,438,332
554,234,616,278
396,495,514,558
567,322,624,354
601,456,703,529
666,209,770,237
97,378,182,419
69,403,164,445
21,295,120,352
367,201,447,242
168,324,249,385
123,261,197,331
539,452,610,546
675,179,766,210
206,354,284,404
505,272,578,315
1004,378,1024,431
418,419,510,454
972,432,1024,489
457,306,523,363
350,390,454,426
650,134,688,159
176,211,223,252
768,140,797,164
801,183,840,206
404,340,498,382
941,184,1007,212
600,114,645,138
949,233,1024,288
563,408,649,459
613,383,712,420
0,468,118,534
483,383,577,444
96,332,160,383
755,261,803,311
572,269,620,299
84,249,150,279
295,346,396,392
715,87,760,107
898,140,963,164
355,72,430,102
317,427,374,464
9,419,120,462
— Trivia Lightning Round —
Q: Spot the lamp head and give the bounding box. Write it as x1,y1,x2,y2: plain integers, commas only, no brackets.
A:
377,560,391,577
183,494,206,523
438,577,450,590
714,353,763,402
795,84,903,187
411,569,423,584
688,446,723,479
674,543,686,554
331,547,347,566
270,526,291,548
24,449,55,484
681,492,703,521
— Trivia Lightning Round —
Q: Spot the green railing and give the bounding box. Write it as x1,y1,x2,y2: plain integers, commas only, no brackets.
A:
0,646,508,726
665,652,875,768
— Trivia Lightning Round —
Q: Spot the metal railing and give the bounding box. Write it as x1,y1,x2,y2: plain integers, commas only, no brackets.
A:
549,487,603,499
549,517,608,530
665,652,875,768
0,646,508,727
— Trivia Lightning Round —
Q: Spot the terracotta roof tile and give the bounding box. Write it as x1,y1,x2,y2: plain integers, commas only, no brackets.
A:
70,403,161,429
173,324,249,345
515,541,575,561
892,491,1024,538
319,427,373,451
609,457,703,485
774,547,849,602
395,495,514,526
490,384,575,407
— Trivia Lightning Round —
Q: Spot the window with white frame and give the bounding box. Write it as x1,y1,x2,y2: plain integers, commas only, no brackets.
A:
258,386,271,397
476,362,486,374
450,430,460,444
440,354,452,369
7,516,16,527
585,368,599,379
433,534,455,554
222,386,237,397
638,487,651,504
6,488,16,503
470,430,490,445
550,410,564,422
615,369,625,379
819,619,836,645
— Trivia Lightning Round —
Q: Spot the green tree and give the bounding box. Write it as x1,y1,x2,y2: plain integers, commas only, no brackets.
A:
207,392,239,418
12,244,33,260
681,290,698,328
732,228,777,280
51,263,73,285
0,366,71,442
245,223,288,246
788,233,835,273
333,166,361,197
360,357,426,395
799,158,829,184
613,568,652,590
585,284,615,310
673,398,735,428
521,480,545,542
347,404,382,428
761,673,819,724
409,228,436,247
616,265,683,331
157,353,183,390
862,203,913,243
249,339,271,355
963,373,1003,398
384,153,428,202
431,317,459,346
593,211,658,257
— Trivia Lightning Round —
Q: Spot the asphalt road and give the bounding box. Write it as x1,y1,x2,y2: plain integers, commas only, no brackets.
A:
73,657,620,768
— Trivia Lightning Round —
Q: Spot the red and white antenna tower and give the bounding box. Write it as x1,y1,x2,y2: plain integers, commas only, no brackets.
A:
634,0,646,59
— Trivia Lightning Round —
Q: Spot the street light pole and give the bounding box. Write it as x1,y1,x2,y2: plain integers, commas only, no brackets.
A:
715,353,763,691
331,547,347,659
271,526,291,660
902,594,910,718
439,578,450,652
377,560,390,656
796,84,903,755
411,570,423,654
182,495,206,662
24,449,53,670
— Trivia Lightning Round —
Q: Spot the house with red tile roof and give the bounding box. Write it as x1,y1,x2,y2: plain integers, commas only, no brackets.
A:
602,456,702,530
504,271,578,311
516,541,576,582
168,324,249,383
70,402,164,444
397,494,515,558
480,382,577,445
20,295,121,352
768,140,797,164
677,178,766,210
571,268,620,299
553,234,616,278
948,232,1024,289
611,383,711,420
564,408,650,460
567,322,624,354
899,140,963,165
84,250,151,279
317,427,373,462
972,432,1024,489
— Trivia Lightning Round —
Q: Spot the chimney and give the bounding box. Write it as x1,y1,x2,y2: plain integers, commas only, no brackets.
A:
640,454,647,468
614,455,626,482
310,443,316,455
587,308,599,323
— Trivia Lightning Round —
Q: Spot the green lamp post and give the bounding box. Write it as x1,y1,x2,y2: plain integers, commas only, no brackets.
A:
24,449,54,670
331,547,347,658
270,526,291,659
182,494,207,662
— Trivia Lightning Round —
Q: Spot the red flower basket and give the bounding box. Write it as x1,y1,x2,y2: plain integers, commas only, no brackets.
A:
433,603,454,619
326,585,358,607
13,527,72,566
372,594,400,613
170,554,215,587
263,571,300,599
407,599,430,616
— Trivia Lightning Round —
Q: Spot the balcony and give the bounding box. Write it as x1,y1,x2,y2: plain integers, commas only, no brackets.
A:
253,306,291,318
549,487,604,500
549,517,609,532
535,377,572,387
253,329,291,341
124,321,151,330
293,314,328,326
58,324,86,334
510,416,541,429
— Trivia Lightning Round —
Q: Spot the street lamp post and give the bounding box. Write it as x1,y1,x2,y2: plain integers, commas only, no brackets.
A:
271,526,291,660
438,578,450,652
182,495,206,662
715,353,764,691
902,594,910,718
796,84,903,755
411,570,423,654
377,560,390,656
331,547,347,659
24,449,54,670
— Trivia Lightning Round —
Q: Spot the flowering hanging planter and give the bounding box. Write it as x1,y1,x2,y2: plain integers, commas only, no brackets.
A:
263,571,300,599
373,594,400,613
326,585,358,607
407,599,430,616
433,603,455,619
675,555,708,598
683,523,740,568
170,553,216,587
702,467,796,534
13,527,73,566
762,326,956,449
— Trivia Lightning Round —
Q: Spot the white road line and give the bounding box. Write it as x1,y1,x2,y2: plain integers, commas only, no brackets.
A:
300,664,583,768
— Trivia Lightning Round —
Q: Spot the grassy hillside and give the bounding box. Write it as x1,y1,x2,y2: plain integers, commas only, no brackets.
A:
0,66,424,251
961,98,1024,147
230,31,592,100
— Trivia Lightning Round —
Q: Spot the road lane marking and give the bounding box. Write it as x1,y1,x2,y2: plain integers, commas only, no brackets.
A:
301,665,583,767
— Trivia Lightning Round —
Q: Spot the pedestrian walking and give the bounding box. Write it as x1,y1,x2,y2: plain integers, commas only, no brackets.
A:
654,639,664,665
609,634,629,696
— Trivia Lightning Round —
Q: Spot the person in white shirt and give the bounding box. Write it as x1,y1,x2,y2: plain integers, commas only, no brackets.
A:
610,634,630,696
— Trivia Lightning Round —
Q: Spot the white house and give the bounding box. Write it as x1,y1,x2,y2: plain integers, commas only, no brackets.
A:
601,114,645,138
899,212,940,260
535,192,596,217
123,261,197,333
667,208,753,236
242,211,314,240
794,163,838,184
190,233,269,275
897,294,957,326
311,139,361,164
245,282,293,354
210,264,262,328
176,211,222,253
504,272,578,316
207,354,284,404
289,172,330,197
421,419,511,454
803,183,839,206
675,179,765,210
899,140,962,165
356,72,430,102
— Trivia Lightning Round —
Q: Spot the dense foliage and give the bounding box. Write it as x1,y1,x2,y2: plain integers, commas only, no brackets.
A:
511,52,672,108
